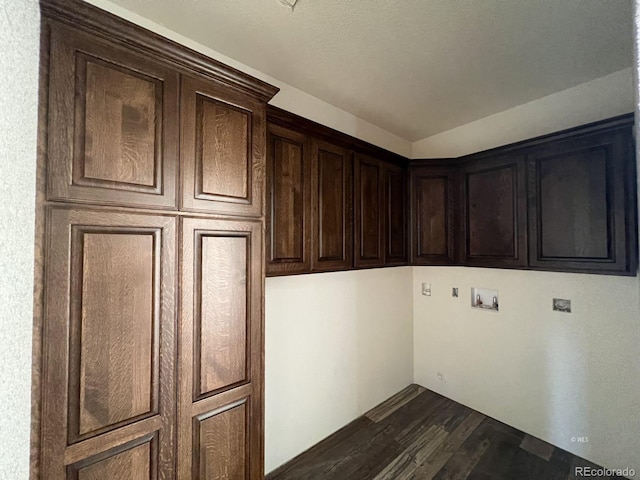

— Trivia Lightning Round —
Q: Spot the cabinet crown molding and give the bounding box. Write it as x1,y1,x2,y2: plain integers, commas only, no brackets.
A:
39,0,280,102
410,112,635,166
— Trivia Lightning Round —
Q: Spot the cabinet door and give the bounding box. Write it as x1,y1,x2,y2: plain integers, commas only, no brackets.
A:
354,153,384,268
384,163,408,265
47,24,179,209
181,75,266,218
411,167,456,265
311,140,353,271
266,125,312,275
41,208,175,480
527,127,637,274
178,218,263,480
461,155,527,267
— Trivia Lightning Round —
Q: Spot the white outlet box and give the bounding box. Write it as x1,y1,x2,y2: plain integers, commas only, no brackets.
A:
422,283,431,296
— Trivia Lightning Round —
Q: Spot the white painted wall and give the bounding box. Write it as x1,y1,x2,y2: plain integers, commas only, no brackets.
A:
412,68,635,158
265,268,414,473
84,0,413,158
413,267,640,472
0,1,40,479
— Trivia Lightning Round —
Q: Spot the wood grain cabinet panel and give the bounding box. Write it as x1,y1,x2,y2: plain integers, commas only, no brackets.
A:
75,232,155,437
527,126,638,274
266,125,312,275
47,24,178,209
311,140,353,271
83,63,157,186
354,154,384,268
410,167,456,265
41,208,175,480
69,435,155,480
198,235,248,397
461,155,527,267
194,401,248,480
179,217,263,480
384,163,408,265
181,75,266,217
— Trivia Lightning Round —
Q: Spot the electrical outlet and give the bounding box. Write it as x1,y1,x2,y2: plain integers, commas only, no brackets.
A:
452,287,458,297
437,372,444,381
422,283,431,296
553,298,571,313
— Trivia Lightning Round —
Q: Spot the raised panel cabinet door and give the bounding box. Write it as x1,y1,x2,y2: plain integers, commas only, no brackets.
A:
384,162,408,265
410,167,456,265
527,126,637,274
311,140,353,271
266,124,312,275
178,217,263,480
461,155,527,267
354,154,384,268
181,75,266,217
41,208,176,480
46,22,179,209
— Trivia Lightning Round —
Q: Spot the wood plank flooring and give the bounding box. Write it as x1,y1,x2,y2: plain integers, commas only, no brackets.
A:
267,385,628,480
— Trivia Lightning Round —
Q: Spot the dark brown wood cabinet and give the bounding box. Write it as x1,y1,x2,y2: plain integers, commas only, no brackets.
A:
178,217,264,479
265,108,409,275
460,154,527,268
526,123,638,275
311,139,354,272
354,153,384,268
267,111,637,276
384,162,409,265
353,155,408,267
46,22,179,210
409,115,637,275
266,124,312,275
181,74,266,217
41,208,176,480
410,166,457,265
34,3,278,479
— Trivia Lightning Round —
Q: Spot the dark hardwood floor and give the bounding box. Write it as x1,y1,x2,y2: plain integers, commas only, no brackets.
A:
267,385,627,480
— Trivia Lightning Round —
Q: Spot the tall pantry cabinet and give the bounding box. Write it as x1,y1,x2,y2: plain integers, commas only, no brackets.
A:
32,2,278,479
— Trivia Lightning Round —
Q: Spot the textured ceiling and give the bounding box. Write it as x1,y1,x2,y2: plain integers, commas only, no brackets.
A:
106,0,634,141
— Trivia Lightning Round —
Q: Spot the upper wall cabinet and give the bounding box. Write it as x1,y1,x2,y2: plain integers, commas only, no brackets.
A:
265,108,636,277
384,162,409,265
410,116,638,276
181,74,266,217
266,124,312,275
526,123,638,275
354,153,384,268
410,166,457,265
460,154,527,268
46,24,179,209
311,139,354,272
265,107,409,276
